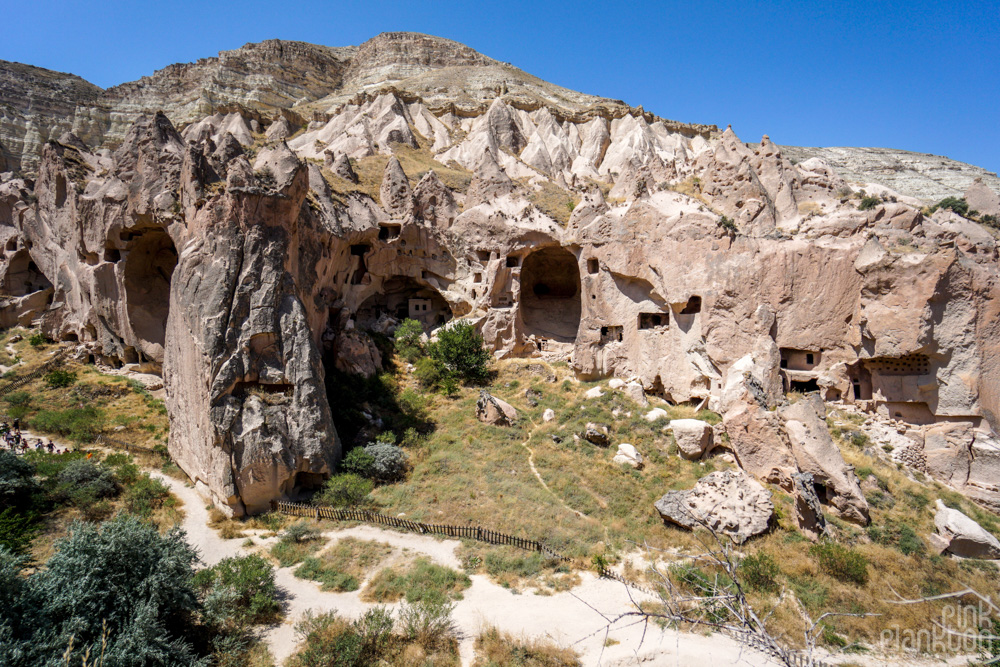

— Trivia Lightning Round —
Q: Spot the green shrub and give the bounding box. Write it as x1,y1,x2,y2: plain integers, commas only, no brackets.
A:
867,521,925,556
30,406,105,443
0,507,40,555
393,318,425,363
981,213,999,229
8,514,204,665
364,441,407,482
810,542,868,585
287,611,363,667
315,473,373,508
857,196,881,211
739,552,781,593
3,391,32,408
398,599,456,650
414,356,444,388
717,215,738,234
430,321,491,384
28,333,49,348
281,521,320,544
44,369,77,388
366,557,471,604
341,447,376,477
0,451,40,510
123,474,170,517
56,459,119,500
934,196,969,217
195,554,281,629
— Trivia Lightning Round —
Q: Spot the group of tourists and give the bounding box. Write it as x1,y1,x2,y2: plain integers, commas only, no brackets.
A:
1,418,62,454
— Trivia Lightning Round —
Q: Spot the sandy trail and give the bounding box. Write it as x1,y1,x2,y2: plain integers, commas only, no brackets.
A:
151,472,790,666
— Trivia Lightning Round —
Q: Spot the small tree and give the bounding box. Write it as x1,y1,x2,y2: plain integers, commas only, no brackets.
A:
315,474,373,508
934,196,970,217
393,319,425,363
431,321,490,385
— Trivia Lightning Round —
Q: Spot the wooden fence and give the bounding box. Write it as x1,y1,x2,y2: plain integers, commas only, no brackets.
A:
94,433,161,454
274,501,570,561
0,351,65,398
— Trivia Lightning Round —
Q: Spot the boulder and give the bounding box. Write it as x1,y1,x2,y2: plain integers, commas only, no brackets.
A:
624,381,648,406
933,500,1000,559
791,472,828,541
645,408,669,422
582,423,610,447
584,386,604,399
669,419,712,460
476,390,518,426
542,408,555,422
613,443,643,468
722,398,798,486
653,470,774,543
608,378,625,389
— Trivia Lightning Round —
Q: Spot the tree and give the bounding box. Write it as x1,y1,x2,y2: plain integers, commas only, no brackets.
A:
1,514,207,666
430,321,491,384
393,319,425,363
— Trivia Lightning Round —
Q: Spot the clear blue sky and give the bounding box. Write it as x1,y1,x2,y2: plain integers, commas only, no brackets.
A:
5,0,998,173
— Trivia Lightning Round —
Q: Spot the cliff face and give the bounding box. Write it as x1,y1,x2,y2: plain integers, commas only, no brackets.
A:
0,32,999,515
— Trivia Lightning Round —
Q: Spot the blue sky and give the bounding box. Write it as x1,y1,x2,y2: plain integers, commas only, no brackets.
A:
5,0,998,172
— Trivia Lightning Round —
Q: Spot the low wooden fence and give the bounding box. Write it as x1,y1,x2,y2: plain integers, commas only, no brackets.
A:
0,351,65,398
274,500,570,561
94,433,161,454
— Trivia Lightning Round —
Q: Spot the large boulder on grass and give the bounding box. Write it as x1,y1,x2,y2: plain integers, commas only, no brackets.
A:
476,390,518,426
654,470,773,543
669,419,713,459
932,499,1000,559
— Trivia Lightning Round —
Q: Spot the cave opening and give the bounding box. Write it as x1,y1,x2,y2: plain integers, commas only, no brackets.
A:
123,230,177,359
790,378,819,393
355,275,452,332
2,251,53,296
519,246,581,342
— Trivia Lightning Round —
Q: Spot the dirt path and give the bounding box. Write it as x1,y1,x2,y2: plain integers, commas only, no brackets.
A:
518,419,594,522
150,472,793,666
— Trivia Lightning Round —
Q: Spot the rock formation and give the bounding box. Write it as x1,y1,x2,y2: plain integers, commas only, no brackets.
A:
1,32,999,517
475,390,518,426
931,500,1000,559
654,470,774,543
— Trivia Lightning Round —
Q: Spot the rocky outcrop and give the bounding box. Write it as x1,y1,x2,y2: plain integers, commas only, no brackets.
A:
475,390,518,426
654,470,774,543
931,500,1000,559
612,443,643,468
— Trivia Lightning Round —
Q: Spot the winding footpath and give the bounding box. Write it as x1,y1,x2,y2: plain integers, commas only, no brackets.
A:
150,472,783,666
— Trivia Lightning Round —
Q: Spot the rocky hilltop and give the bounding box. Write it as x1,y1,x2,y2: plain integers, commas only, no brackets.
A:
0,32,998,517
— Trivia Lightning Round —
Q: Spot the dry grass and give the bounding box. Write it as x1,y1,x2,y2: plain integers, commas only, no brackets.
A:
295,537,394,591
527,181,579,225
473,626,581,666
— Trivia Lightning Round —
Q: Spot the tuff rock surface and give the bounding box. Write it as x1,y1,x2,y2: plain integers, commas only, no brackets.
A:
932,499,1000,559
1,32,999,516
654,470,774,543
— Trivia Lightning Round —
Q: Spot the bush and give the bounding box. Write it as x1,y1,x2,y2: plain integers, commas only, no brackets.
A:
413,356,444,388
857,196,881,211
57,459,119,500
981,213,999,229
341,447,376,477
124,474,170,517
739,553,781,593
934,196,969,217
315,473,373,508
810,542,868,585
30,406,105,443
281,521,320,544
717,215,738,234
287,611,363,667
430,321,491,384
14,514,205,665
3,391,31,408
867,521,925,556
0,451,39,510
196,554,281,629
363,440,407,483
398,599,456,650
44,369,77,388
393,318,425,363
365,557,471,604
28,333,48,348
296,556,360,592
0,507,40,555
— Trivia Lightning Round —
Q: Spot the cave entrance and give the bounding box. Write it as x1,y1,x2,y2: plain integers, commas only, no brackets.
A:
519,247,581,342
123,230,177,360
790,378,819,393
356,275,452,332
2,251,53,296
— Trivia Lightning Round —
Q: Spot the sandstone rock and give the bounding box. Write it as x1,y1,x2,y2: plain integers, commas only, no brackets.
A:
613,443,643,468
582,423,610,447
608,378,625,389
669,419,712,460
722,399,798,486
623,381,648,406
542,408,555,422
379,156,412,218
265,116,294,142
645,408,669,422
333,330,382,378
327,152,358,183
476,390,518,426
653,470,773,543
779,395,869,525
791,471,827,540
964,178,1000,217
584,386,604,399
933,500,1000,559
